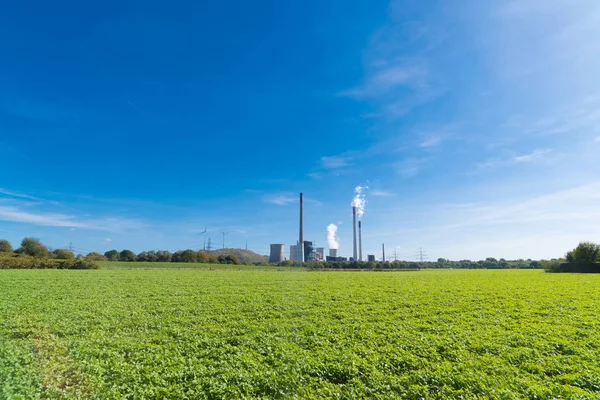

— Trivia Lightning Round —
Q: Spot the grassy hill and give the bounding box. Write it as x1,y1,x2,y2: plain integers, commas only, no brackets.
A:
207,248,268,264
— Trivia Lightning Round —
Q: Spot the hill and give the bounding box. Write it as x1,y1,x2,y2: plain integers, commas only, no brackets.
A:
207,248,268,265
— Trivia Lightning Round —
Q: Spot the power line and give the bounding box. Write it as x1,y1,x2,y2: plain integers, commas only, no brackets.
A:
415,247,428,262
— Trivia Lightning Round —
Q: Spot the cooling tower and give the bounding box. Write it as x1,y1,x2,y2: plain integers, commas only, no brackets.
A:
329,248,338,258
269,244,285,263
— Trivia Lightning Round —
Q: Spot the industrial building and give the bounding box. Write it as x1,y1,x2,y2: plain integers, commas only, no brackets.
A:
316,247,324,261
269,244,285,263
290,241,314,261
368,255,375,262
326,256,348,262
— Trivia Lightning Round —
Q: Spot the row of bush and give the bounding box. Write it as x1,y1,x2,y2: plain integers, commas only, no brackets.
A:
0,254,99,270
544,242,600,273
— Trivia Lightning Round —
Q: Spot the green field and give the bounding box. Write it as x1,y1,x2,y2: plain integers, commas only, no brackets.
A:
1,269,599,399
97,261,276,270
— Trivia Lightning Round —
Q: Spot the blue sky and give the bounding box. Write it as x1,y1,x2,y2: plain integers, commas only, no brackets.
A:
1,0,599,260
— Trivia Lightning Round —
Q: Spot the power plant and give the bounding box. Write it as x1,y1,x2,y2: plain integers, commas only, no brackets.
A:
268,190,370,263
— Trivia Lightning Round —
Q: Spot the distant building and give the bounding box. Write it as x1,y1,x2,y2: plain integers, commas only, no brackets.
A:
316,247,325,261
269,244,285,263
326,256,348,262
290,244,298,261
329,249,338,257
368,255,375,262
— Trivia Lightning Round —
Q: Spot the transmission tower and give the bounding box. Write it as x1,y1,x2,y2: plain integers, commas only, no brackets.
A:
417,247,428,262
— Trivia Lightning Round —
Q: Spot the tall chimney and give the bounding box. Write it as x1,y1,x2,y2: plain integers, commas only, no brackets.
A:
382,243,385,262
358,221,362,261
352,206,357,261
299,192,304,263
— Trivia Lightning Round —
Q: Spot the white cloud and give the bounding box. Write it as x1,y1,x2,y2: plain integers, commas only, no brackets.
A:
0,188,43,201
104,237,112,243
261,193,296,206
340,64,428,99
594,136,600,143
0,189,145,232
320,155,352,169
514,148,552,163
376,182,600,260
419,135,442,148
371,190,395,197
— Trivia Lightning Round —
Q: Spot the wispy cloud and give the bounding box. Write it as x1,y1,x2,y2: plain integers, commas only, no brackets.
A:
0,188,42,201
320,155,353,169
371,190,395,197
0,205,145,232
261,193,296,206
594,136,600,143
0,188,145,232
396,158,427,177
478,148,554,169
419,135,442,148
340,64,428,99
514,148,552,163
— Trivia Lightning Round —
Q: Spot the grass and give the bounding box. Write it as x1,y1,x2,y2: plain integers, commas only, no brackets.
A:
97,261,275,270
1,269,599,399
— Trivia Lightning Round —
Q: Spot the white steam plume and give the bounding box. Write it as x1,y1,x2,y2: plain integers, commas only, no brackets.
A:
326,223,339,249
351,185,369,218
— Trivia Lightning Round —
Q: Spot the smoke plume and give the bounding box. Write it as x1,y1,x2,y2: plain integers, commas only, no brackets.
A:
351,185,369,218
326,223,339,249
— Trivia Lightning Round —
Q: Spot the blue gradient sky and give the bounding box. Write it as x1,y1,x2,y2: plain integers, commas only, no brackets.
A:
1,0,599,260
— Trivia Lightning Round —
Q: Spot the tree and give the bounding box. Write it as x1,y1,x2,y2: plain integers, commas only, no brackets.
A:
197,251,209,263
137,251,150,262
104,250,120,261
119,249,136,262
86,252,106,261
53,249,75,260
179,250,197,263
19,237,48,257
0,240,12,253
156,250,172,262
566,242,600,263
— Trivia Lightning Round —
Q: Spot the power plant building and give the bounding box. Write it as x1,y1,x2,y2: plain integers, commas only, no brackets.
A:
316,247,324,261
290,244,298,261
290,241,314,262
269,244,285,263
368,254,375,262
329,249,338,258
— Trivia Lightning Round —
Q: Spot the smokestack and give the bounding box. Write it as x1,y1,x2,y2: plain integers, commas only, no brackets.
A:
299,193,304,263
382,243,385,262
358,221,362,261
352,206,357,261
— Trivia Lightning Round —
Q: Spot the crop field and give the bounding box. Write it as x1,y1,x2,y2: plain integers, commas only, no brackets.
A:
1,269,599,399
97,261,276,271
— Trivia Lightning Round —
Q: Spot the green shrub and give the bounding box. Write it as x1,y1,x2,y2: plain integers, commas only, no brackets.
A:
53,249,75,260
0,253,99,269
